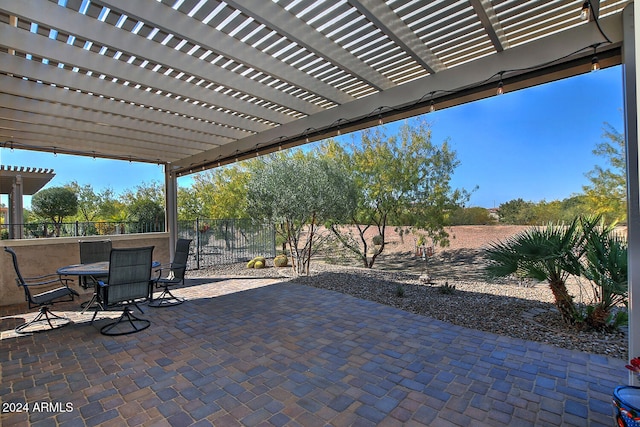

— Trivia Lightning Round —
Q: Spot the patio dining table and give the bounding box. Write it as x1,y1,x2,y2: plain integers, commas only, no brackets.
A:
57,261,111,277
58,261,160,313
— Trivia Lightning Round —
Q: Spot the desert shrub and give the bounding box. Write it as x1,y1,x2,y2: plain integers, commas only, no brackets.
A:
439,282,456,294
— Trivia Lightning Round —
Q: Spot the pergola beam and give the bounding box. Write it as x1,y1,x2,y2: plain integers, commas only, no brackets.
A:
469,0,509,52
97,0,354,106
0,22,300,126
0,52,267,136
226,0,395,91
173,11,623,171
0,100,222,149
348,0,446,73
0,73,252,139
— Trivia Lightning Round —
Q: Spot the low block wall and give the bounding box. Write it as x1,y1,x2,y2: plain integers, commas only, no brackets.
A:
1,233,170,307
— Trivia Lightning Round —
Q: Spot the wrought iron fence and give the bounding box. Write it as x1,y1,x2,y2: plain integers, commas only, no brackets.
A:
178,219,276,269
0,221,164,239
0,218,275,270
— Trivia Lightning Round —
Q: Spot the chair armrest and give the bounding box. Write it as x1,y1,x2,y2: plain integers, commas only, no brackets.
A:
154,262,185,276
23,274,74,288
154,263,171,271
154,263,170,279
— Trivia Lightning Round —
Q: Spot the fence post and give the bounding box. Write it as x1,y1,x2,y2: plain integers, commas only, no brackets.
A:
272,223,277,257
75,221,79,236
196,218,200,270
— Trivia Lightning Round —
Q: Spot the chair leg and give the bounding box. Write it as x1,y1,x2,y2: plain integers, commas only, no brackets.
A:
100,306,150,336
15,307,71,334
149,286,184,307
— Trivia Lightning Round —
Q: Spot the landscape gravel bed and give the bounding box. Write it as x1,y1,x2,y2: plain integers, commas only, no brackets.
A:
188,259,627,361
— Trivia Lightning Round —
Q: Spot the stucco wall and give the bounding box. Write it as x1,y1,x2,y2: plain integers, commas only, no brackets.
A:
1,233,170,307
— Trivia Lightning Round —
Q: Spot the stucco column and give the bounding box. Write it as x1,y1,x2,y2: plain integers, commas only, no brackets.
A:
624,2,640,384
9,174,24,239
165,166,178,260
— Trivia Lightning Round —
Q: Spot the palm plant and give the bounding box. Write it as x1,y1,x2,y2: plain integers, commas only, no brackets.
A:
580,216,628,330
485,218,582,324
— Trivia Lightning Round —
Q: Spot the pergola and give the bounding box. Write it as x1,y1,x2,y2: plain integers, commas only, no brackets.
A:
0,165,55,239
0,0,639,367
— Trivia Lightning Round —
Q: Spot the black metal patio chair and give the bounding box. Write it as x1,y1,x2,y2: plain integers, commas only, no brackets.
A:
90,246,154,336
4,246,79,334
78,239,112,289
149,238,192,307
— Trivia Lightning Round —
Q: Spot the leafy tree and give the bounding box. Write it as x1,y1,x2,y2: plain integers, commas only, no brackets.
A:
95,188,121,221
66,181,101,221
187,165,253,249
31,186,79,237
66,181,118,225
559,195,589,221
449,207,495,225
191,166,251,220
498,196,590,225
177,186,207,220
583,123,626,224
530,200,564,225
485,218,583,324
323,120,469,268
120,181,165,232
497,198,536,224
246,152,357,275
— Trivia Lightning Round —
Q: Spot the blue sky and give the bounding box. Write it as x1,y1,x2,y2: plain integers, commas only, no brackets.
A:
0,65,624,209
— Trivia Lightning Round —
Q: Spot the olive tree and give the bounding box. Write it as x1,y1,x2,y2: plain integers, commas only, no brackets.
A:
31,186,79,237
246,152,357,276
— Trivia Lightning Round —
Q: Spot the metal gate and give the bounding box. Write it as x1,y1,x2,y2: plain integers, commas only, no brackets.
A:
178,219,275,269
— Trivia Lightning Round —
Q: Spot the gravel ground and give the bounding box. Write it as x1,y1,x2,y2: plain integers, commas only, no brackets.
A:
188,252,627,361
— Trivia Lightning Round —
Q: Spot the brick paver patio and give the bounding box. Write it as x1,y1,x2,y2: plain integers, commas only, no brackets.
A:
0,277,627,426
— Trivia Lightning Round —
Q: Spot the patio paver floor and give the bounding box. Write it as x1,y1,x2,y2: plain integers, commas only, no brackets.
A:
0,277,627,426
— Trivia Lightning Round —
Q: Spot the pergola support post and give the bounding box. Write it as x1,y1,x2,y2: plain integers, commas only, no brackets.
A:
165,166,178,261
9,174,23,239
624,2,640,384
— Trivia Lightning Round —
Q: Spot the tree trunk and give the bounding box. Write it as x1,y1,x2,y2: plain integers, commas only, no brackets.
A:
586,304,610,330
548,279,578,324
